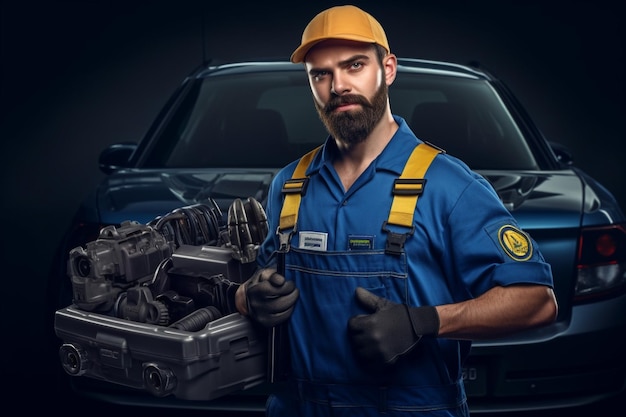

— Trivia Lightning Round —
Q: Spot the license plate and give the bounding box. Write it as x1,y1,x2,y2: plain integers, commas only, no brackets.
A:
462,365,487,396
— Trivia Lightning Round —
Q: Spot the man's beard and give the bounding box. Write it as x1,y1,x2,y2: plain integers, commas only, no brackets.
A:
315,81,388,146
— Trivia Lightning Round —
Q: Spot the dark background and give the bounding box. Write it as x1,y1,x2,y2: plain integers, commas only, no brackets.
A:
1,0,624,415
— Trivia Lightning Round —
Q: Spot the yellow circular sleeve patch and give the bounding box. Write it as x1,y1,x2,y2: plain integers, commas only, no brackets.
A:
498,225,532,261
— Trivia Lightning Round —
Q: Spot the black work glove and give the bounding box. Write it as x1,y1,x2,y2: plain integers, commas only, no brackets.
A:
244,267,299,327
348,287,439,366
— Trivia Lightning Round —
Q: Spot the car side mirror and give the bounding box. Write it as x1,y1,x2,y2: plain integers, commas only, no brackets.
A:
99,142,137,174
549,141,574,167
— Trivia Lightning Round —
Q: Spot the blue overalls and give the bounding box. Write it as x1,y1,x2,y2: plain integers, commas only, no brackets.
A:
257,116,553,416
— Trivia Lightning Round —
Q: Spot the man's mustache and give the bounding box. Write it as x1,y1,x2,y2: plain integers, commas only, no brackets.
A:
325,94,372,113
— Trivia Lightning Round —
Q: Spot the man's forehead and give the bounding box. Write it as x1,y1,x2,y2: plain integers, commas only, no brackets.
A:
304,39,376,65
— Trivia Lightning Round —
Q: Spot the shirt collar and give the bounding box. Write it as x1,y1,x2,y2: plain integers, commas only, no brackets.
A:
306,115,421,177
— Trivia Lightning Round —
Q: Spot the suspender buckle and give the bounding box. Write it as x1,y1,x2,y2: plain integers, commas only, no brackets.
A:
392,178,426,196
382,221,415,256
281,178,310,195
276,225,296,253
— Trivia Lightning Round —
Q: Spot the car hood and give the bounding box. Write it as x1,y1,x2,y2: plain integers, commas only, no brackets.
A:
95,168,592,229
96,168,280,225
480,170,584,230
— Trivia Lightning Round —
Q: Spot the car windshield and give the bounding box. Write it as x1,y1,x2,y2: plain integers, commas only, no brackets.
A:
142,67,538,170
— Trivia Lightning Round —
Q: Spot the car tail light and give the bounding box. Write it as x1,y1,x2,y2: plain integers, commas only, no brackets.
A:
574,223,626,303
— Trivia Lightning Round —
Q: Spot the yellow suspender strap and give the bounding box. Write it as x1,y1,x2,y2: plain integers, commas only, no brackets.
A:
277,142,441,255
384,142,442,255
278,146,322,232
387,142,442,227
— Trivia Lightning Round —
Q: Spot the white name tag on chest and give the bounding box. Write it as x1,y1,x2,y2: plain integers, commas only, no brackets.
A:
299,231,328,251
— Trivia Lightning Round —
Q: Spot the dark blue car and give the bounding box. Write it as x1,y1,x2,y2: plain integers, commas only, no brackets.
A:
49,58,626,415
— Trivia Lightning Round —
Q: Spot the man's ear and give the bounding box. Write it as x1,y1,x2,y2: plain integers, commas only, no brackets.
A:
383,53,397,86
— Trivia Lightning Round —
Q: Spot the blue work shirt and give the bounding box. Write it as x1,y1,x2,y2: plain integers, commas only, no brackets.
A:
257,115,553,415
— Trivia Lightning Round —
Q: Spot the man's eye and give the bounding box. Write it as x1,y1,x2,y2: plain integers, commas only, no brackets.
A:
351,62,363,69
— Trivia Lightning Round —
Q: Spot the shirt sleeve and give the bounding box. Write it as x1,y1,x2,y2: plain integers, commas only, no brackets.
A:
444,176,554,297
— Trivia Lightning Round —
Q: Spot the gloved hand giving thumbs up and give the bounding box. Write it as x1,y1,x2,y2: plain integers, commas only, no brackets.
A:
348,287,440,366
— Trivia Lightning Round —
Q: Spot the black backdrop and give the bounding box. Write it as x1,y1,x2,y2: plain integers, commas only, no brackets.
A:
1,0,624,414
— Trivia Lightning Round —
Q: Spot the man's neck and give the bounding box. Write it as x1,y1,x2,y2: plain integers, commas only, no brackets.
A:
332,112,398,191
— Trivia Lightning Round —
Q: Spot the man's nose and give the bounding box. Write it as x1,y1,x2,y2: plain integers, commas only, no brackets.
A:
331,72,350,95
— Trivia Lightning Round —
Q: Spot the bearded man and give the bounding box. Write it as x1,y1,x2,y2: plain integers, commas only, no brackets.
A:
234,5,557,417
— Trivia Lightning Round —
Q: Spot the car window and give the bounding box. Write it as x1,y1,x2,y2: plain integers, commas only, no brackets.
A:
151,72,327,169
257,85,326,145
142,69,537,170
391,75,537,170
